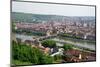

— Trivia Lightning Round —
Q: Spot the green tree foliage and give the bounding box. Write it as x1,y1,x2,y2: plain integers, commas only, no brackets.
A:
12,40,53,65
12,22,16,32
54,55,62,61
62,44,73,51
15,29,46,36
41,39,56,48
58,33,82,39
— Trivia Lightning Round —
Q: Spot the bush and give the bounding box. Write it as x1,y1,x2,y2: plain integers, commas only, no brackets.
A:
62,44,73,51
54,55,62,61
58,33,82,39
41,39,56,48
12,40,53,65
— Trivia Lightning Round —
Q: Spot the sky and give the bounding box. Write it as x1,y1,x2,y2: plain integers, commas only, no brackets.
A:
12,1,95,16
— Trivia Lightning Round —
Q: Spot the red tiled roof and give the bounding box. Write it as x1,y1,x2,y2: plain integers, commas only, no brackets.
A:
64,49,81,56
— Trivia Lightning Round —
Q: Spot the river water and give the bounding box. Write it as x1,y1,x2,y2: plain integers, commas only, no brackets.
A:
52,38,95,51
15,34,96,51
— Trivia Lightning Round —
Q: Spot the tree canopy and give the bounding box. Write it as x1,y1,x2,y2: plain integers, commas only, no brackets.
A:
41,39,56,48
12,40,53,65
62,44,73,51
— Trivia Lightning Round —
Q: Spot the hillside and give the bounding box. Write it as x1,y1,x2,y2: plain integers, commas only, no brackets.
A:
11,12,95,23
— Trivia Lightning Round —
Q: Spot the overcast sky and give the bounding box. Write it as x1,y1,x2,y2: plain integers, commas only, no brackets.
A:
12,1,95,16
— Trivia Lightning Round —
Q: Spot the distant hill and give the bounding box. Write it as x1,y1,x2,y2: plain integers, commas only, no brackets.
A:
11,12,95,23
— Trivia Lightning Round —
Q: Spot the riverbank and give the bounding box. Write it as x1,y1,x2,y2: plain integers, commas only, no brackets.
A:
14,33,96,51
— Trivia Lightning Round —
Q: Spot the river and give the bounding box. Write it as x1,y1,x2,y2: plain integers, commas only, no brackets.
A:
52,38,95,51
15,34,96,51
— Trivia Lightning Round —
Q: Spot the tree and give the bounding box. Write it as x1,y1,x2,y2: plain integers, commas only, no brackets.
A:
12,22,16,32
54,55,62,61
41,39,56,48
12,40,54,65
62,44,73,51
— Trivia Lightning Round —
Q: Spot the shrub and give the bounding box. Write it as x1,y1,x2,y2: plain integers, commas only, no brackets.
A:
62,44,73,51
12,40,53,65
41,39,56,48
